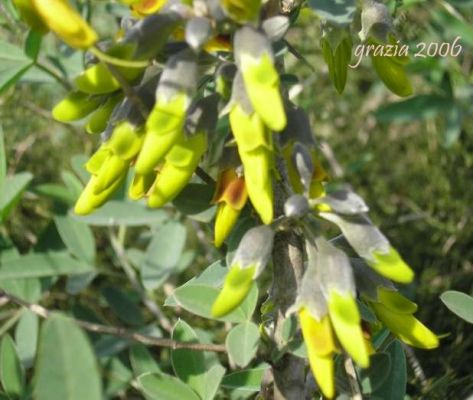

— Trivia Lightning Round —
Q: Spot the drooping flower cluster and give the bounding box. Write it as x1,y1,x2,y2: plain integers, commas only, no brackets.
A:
13,0,437,398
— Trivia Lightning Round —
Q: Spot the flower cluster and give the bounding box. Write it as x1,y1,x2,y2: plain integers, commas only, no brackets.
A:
13,0,437,398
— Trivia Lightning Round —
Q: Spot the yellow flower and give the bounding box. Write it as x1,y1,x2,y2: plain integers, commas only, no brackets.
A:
229,104,274,224
299,309,336,399
147,132,207,208
212,169,248,247
32,0,98,49
211,226,274,317
369,287,439,349
290,239,371,398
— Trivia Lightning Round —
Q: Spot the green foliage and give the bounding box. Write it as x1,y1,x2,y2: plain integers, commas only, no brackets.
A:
34,315,102,400
441,290,473,324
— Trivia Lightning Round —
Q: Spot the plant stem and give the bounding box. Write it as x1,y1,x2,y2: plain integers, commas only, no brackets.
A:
271,158,306,400
34,62,71,90
0,289,226,352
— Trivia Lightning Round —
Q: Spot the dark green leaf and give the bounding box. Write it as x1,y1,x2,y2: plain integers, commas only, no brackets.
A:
225,322,260,368
359,352,392,394
54,215,96,263
0,334,25,398
440,290,473,323
102,286,144,326
171,320,207,397
372,340,406,400
102,356,133,398
24,30,42,61
0,172,33,222
221,364,269,392
137,372,200,400
34,314,102,400
172,183,216,222
130,344,161,377
374,95,452,123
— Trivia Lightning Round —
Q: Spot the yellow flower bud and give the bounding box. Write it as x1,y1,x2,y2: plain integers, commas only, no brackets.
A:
134,93,188,175
129,171,156,200
211,265,256,318
220,0,262,23
229,105,274,224
212,169,248,247
85,94,123,134
299,309,336,399
52,91,101,123
147,132,207,208
13,0,48,33
131,0,168,16
32,0,98,49
74,174,125,215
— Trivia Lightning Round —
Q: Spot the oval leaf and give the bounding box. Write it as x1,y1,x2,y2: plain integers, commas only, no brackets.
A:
440,290,473,324
34,314,102,400
171,320,207,397
137,372,200,400
0,334,25,398
225,322,260,368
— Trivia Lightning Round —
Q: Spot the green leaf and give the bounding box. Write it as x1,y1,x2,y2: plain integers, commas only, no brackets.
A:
440,290,473,324
287,338,307,358
34,314,102,400
24,30,42,61
358,300,378,323
102,356,133,398
172,183,216,222
359,352,392,394
0,40,33,94
54,215,96,263
140,220,187,290
374,95,453,123
0,277,42,303
34,184,76,205
171,320,207,398
164,260,228,307
102,286,144,326
137,372,200,400
0,172,33,222
0,334,25,398
0,252,94,279
372,340,406,400
307,0,356,25
221,363,269,392
129,344,161,377
61,171,83,201
201,364,226,400
442,105,463,148
0,125,6,191
14,311,39,369
169,283,258,323
73,200,167,226
225,322,260,368
70,154,90,184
